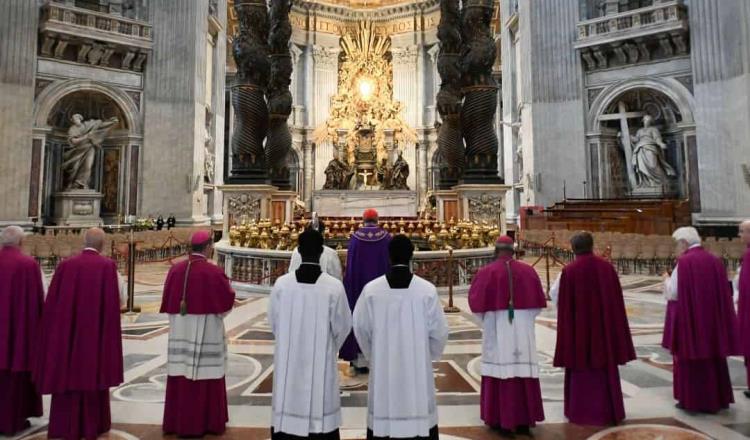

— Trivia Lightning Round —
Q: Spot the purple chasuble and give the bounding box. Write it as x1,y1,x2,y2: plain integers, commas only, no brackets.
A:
340,225,391,361
738,247,750,358
34,249,123,394
553,254,635,369
0,246,44,435
669,247,738,360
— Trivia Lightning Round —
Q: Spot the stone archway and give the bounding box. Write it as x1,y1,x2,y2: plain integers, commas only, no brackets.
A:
586,78,695,199
33,80,142,224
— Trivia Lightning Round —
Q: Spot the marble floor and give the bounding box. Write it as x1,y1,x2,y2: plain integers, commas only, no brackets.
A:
8,261,750,440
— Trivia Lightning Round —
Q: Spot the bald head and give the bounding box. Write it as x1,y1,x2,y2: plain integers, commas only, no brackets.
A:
84,228,106,252
740,220,750,245
0,225,25,247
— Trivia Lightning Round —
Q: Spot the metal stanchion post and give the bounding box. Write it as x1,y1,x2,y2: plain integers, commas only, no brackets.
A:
125,227,141,314
444,246,460,313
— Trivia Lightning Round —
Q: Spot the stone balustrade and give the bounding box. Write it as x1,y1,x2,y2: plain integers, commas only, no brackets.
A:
43,2,152,41
575,1,687,48
39,1,153,71
215,241,495,296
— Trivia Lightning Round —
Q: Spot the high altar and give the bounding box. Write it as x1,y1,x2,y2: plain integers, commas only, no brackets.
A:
311,22,418,217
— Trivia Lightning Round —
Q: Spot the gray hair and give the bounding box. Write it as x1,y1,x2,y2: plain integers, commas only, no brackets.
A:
672,226,701,246
0,225,25,246
83,227,106,251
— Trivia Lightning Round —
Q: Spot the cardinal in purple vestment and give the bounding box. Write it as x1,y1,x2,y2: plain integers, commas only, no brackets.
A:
554,232,636,426
738,220,750,399
0,226,44,436
469,236,546,435
340,209,391,370
33,228,125,440
663,227,739,413
161,230,235,436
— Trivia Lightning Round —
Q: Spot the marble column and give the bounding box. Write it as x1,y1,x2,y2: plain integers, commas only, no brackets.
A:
392,45,420,191
303,141,314,208
0,0,38,225
418,141,429,203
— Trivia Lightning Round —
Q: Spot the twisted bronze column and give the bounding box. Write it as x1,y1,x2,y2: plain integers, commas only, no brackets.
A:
459,0,502,183
436,0,465,189
265,0,294,190
229,0,270,183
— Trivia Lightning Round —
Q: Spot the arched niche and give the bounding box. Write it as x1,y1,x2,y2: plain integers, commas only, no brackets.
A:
33,80,142,224
586,78,696,200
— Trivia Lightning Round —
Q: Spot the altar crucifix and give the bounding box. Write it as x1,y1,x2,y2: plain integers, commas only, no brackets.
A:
358,169,373,189
598,101,644,190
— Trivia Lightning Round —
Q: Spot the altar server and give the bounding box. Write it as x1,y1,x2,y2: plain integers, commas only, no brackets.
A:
469,235,546,435
270,229,352,439
0,226,44,436
34,228,125,440
353,235,449,440
161,230,235,436
736,220,750,399
341,208,391,372
664,227,738,412
554,231,636,426
288,215,342,280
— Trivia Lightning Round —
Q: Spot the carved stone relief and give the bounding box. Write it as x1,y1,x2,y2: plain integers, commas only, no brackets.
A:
468,193,503,224
227,193,261,223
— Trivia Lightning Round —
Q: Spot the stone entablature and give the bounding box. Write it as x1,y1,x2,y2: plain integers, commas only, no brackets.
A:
39,1,153,72
575,0,689,72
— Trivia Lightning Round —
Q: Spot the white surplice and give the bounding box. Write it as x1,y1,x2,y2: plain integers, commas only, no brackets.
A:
475,309,542,379
353,275,449,438
288,245,343,280
269,272,352,437
166,313,228,380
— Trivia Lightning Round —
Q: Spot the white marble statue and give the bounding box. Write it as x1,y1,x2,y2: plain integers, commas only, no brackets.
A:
62,114,119,190
628,115,676,188
204,126,215,183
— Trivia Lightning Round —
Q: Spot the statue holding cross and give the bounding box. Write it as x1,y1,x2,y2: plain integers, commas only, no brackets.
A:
600,101,676,195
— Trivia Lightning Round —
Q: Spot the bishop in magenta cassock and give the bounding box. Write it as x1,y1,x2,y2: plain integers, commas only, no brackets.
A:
0,226,44,436
353,235,449,440
269,229,352,440
161,230,235,436
663,227,738,412
736,220,750,399
33,228,126,440
553,232,636,426
469,236,546,435
341,208,391,372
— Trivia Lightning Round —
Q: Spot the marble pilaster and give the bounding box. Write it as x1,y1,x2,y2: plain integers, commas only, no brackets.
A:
142,0,219,225
0,0,38,225
303,141,314,207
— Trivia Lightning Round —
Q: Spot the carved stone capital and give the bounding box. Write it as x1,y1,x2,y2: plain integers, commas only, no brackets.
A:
391,45,419,66
312,46,339,69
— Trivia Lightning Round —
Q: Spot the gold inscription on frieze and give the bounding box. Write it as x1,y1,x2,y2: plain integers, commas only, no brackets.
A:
289,11,438,36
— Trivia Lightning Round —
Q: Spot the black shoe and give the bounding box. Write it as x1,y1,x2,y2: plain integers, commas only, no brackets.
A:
516,425,531,436
744,390,750,399
675,403,684,409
